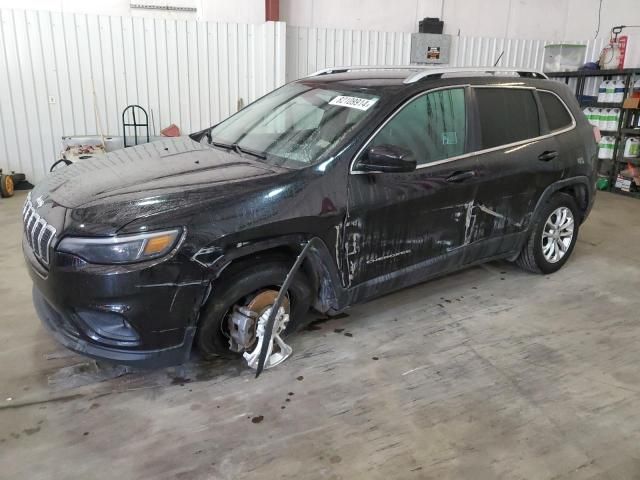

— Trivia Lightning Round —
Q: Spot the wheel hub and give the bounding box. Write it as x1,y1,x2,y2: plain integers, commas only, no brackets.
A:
227,290,293,370
541,206,574,264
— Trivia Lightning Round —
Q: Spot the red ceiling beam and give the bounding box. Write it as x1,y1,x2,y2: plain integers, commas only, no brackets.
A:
265,0,279,21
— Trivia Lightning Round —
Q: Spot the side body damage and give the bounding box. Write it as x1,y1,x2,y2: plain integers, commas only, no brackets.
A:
24,73,597,367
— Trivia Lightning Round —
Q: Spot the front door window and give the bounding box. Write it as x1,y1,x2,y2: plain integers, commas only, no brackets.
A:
369,88,467,165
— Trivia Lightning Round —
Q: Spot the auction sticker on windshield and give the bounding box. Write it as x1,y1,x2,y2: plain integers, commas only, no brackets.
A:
329,95,378,111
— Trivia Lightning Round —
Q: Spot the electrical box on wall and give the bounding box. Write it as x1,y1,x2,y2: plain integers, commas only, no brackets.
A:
410,34,451,64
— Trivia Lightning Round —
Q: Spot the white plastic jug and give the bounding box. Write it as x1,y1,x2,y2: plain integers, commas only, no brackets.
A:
613,80,625,103
599,108,611,130
606,81,616,102
598,81,608,103
624,138,640,158
607,108,620,131
598,136,615,159
593,108,604,130
583,107,599,127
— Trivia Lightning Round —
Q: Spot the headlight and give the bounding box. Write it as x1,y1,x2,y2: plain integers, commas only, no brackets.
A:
57,228,183,264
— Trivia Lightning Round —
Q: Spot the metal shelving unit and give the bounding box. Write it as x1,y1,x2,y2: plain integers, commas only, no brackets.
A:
613,107,640,197
547,68,640,196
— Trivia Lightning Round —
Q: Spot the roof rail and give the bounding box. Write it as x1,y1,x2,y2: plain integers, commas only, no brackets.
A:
308,65,422,76
403,67,548,83
307,66,548,83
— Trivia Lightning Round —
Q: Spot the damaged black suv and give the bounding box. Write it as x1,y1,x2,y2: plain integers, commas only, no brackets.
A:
24,67,597,370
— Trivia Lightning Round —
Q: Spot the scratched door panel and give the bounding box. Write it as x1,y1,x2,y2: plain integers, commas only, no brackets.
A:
468,86,563,258
346,156,480,287
472,135,562,257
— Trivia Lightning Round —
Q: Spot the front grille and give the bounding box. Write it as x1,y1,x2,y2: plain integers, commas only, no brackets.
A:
23,193,57,266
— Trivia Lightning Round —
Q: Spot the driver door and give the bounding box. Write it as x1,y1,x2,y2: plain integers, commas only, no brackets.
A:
345,87,480,293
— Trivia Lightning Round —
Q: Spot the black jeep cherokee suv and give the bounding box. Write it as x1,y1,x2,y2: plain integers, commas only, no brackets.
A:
24,67,597,369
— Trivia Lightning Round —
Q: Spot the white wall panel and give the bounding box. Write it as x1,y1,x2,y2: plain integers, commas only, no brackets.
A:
286,25,412,81
0,8,286,182
286,26,609,99
280,0,640,42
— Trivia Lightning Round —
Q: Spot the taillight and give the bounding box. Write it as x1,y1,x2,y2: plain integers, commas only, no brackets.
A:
593,126,601,143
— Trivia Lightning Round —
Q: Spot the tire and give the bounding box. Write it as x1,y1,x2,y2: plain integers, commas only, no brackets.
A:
516,193,580,274
196,259,312,359
0,175,14,198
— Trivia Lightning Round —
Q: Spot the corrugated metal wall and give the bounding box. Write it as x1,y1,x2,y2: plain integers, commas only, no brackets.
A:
287,26,609,80
0,11,612,183
0,8,286,182
286,27,412,80
448,36,608,95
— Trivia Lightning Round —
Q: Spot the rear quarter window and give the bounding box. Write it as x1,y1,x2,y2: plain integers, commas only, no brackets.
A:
538,91,573,131
475,88,540,149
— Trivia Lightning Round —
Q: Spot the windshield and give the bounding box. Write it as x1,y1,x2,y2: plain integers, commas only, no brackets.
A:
207,82,380,169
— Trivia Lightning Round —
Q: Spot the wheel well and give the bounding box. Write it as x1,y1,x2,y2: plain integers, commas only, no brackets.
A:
213,246,319,304
558,183,589,221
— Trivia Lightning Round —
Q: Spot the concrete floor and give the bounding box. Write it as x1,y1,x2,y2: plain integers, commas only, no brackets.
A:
1,190,640,479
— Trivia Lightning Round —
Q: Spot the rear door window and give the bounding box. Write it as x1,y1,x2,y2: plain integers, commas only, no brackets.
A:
474,88,540,149
538,91,573,131
370,88,466,166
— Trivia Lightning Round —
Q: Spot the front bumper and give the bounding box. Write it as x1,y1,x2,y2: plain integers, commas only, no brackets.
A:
33,287,196,367
25,238,208,368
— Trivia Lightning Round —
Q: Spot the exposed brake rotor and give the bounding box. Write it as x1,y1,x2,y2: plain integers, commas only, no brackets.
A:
227,290,293,370
247,290,289,318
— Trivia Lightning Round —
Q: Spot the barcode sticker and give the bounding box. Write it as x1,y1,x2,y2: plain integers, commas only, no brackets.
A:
615,175,632,191
329,95,378,111
442,132,458,145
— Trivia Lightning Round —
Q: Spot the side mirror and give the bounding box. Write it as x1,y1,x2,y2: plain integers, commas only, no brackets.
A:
356,144,417,173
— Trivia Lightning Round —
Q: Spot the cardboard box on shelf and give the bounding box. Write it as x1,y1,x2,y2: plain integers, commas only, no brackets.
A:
623,97,640,109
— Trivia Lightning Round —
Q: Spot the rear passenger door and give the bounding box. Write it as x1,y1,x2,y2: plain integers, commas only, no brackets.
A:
469,86,564,258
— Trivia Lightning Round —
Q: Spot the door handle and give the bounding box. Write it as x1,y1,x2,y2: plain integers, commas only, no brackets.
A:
446,170,476,183
538,150,558,162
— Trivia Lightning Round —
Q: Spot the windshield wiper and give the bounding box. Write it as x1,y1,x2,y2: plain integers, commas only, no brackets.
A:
210,140,234,150
234,144,266,160
210,141,266,160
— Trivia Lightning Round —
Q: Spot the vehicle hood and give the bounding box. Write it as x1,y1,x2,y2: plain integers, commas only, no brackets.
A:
31,137,290,234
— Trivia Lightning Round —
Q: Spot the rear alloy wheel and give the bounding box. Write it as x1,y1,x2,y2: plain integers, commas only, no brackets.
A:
196,260,311,368
516,193,580,274
541,206,575,264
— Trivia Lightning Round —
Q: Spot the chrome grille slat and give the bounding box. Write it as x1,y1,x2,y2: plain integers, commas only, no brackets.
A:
27,215,38,248
32,220,44,256
22,194,57,267
41,227,55,264
24,205,33,223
